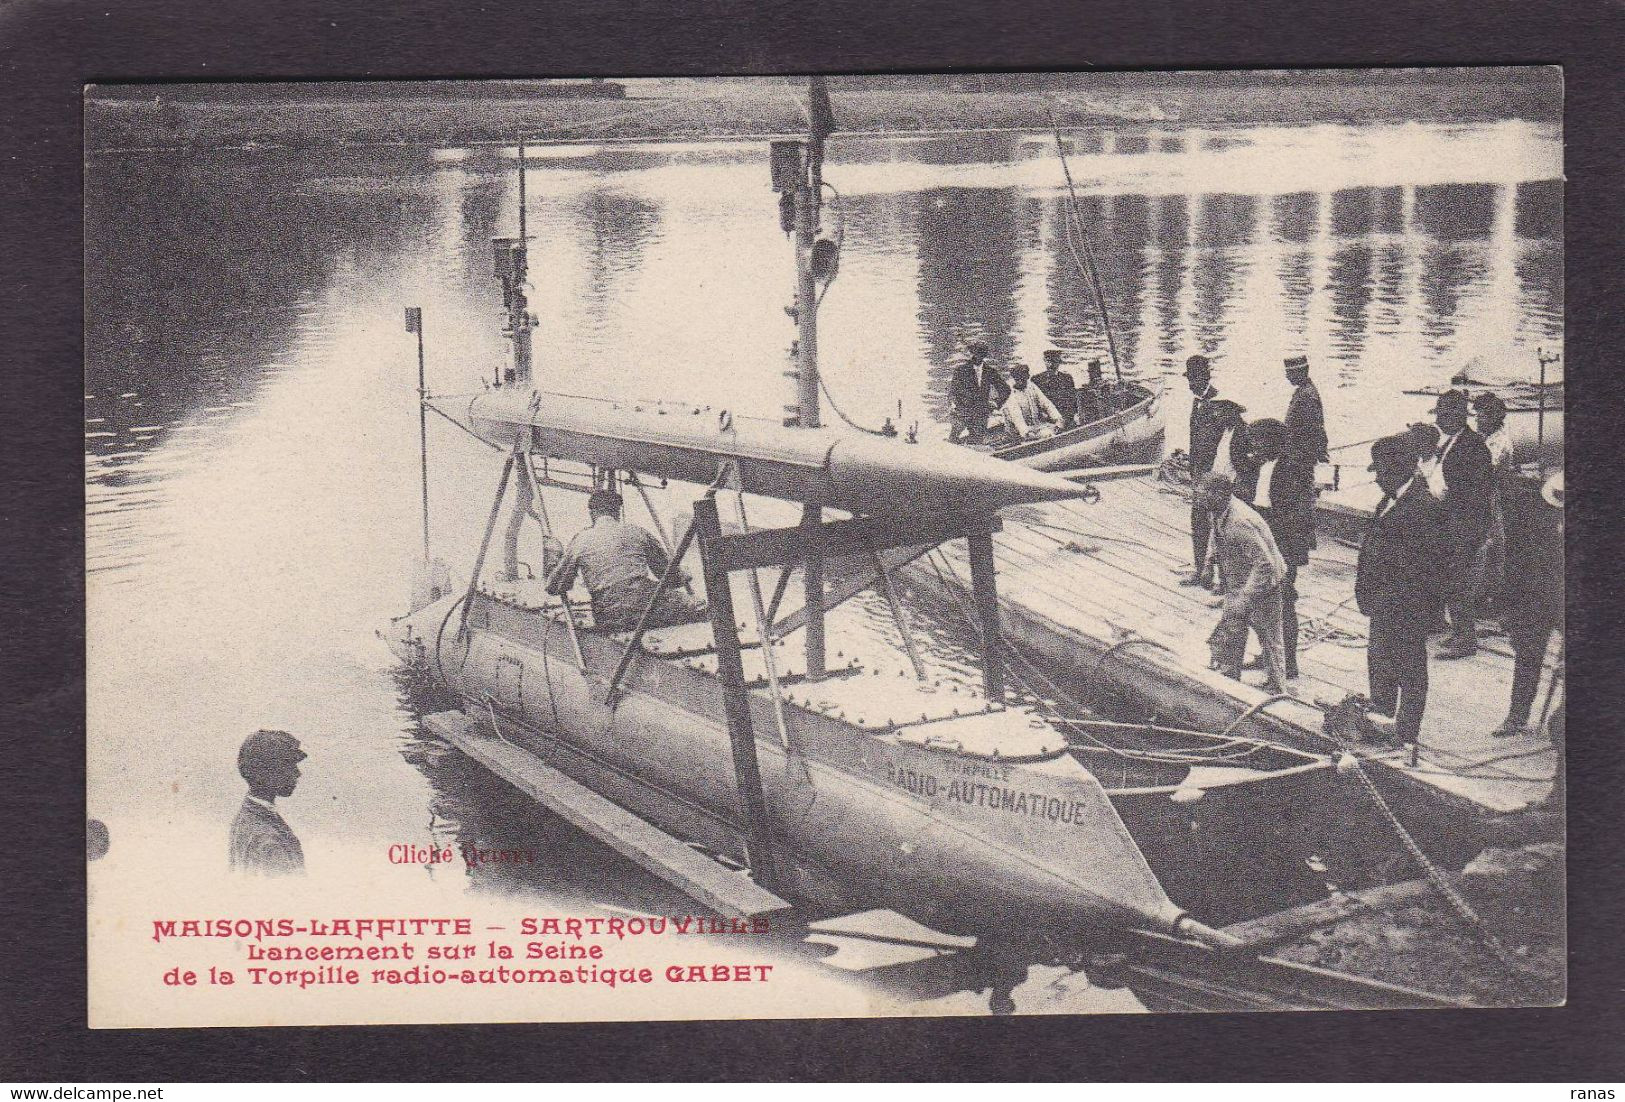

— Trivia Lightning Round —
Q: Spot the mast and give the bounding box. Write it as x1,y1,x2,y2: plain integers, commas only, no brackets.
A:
774,75,834,429
494,138,535,386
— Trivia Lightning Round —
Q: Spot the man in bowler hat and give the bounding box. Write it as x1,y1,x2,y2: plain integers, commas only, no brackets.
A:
1356,435,1452,741
1430,389,1495,658
947,340,1010,444
1181,354,1237,588
228,729,307,877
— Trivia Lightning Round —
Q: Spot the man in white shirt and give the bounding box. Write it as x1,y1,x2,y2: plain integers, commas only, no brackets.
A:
997,363,1065,439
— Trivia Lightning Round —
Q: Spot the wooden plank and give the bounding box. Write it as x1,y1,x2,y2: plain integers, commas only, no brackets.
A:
424,710,795,923
1220,878,1437,951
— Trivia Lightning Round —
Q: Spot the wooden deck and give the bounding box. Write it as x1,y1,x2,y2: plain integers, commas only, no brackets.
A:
915,472,1558,815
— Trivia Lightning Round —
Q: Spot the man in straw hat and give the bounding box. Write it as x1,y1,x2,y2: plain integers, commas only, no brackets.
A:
1355,434,1452,742
1493,470,1564,739
228,729,308,877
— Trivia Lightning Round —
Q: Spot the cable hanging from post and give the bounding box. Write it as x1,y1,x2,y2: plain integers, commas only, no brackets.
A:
1047,105,1124,386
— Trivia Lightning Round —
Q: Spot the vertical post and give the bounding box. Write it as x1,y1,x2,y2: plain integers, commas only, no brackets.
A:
507,140,533,386
967,528,1004,702
793,146,821,428
407,306,430,561
801,502,825,679
457,452,516,640
518,138,527,243
693,496,780,889
1537,348,1548,451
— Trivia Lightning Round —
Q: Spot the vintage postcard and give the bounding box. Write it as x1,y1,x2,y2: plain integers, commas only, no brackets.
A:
84,69,1564,1028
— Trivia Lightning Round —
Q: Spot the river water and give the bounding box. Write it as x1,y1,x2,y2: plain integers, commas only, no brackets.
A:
84,113,1562,1019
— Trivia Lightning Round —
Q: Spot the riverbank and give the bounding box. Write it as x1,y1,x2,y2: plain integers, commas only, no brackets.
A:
86,70,1560,154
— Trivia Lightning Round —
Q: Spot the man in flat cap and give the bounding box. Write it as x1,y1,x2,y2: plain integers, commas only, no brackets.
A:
1196,472,1290,693
947,339,1010,445
228,729,307,877
1356,435,1452,742
1282,355,1329,466
1430,389,1495,659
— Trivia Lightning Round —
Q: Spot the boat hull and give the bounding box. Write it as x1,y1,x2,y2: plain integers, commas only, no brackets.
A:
989,383,1166,472
388,591,1192,940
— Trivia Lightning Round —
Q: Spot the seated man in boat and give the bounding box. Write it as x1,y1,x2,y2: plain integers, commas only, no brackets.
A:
546,490,707,633
995,362,1065,440
1031,349,1080,430
1075,359,1111,424
947,340,1010,445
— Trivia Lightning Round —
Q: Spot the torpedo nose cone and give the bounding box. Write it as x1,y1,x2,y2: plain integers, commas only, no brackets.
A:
830,436,1088,514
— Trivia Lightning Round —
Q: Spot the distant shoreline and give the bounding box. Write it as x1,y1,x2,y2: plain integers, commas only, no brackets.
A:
85,73,1561,156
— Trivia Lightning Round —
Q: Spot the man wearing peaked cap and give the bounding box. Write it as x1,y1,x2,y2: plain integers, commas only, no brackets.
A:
1355,435,1453,743
1032,349,1079,431
228,729,307,877
1282,355,1329,465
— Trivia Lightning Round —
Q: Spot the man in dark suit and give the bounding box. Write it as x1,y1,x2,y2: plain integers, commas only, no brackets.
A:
1356,434,1453,742
1181,354,1238,588
228,729,307,877
1430,389,1495,659
1233,417,1317,680
947,340,1010,444
1283,355,1329,465
1032,349,1079,431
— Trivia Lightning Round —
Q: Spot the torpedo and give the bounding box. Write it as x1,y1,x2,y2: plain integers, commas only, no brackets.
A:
458,387,1087,516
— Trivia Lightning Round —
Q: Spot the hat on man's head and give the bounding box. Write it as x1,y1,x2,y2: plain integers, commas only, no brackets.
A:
1433,388,1470,415
1472,391,1508,417
1043,349,1064,364
238,729,306,781
1541,471,1564,509
1184,354,1211,377
1368,433,1420,472
1009,362,1030,378
1284,355,1310,372
1246,416,1287,447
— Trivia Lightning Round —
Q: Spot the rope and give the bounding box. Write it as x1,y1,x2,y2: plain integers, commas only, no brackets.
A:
425,402,501,451
732,489,793,750
818,375,893,436
921,549,1276,765
1335,745,1549,987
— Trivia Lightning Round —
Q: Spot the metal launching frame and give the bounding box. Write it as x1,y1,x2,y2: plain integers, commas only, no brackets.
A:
687,501,1006,890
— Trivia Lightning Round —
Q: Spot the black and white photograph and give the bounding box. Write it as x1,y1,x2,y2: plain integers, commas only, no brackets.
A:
83,68,1566,1028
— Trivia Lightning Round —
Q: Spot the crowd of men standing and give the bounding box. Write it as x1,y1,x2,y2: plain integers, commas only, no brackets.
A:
1181,352,1562,745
